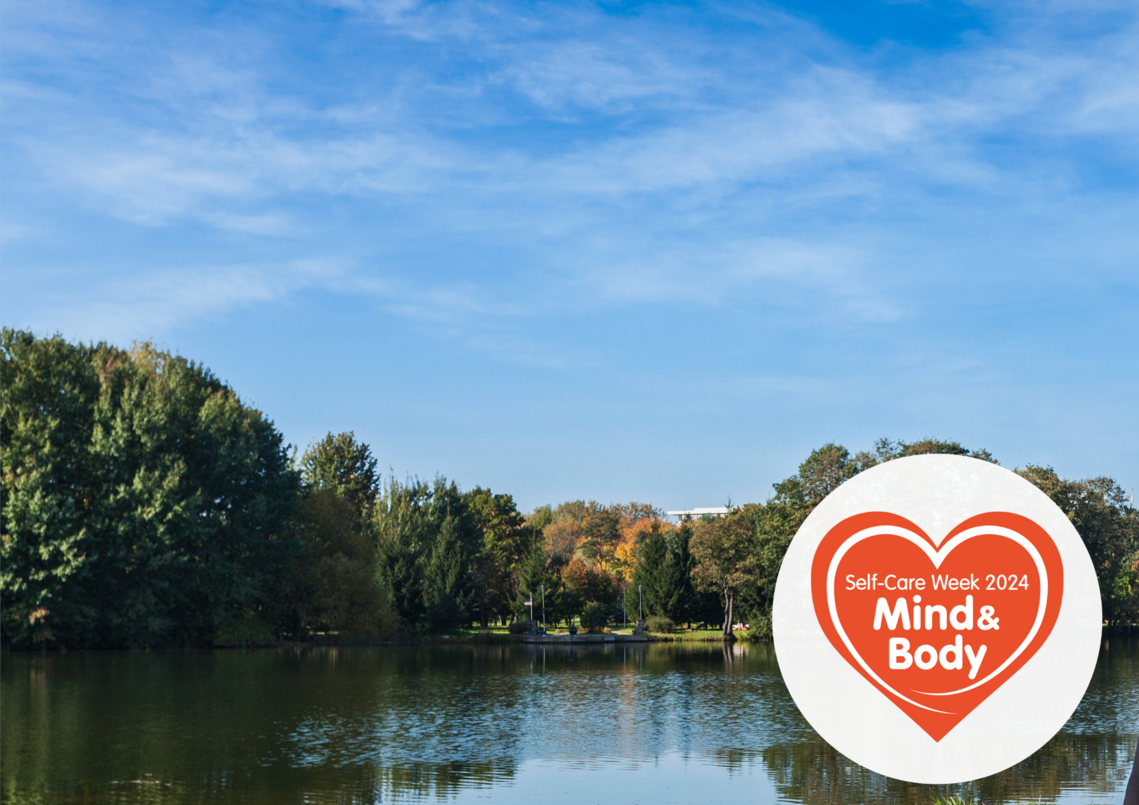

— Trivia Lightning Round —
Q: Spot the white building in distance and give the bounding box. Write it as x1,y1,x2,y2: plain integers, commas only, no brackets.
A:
666,506,730,522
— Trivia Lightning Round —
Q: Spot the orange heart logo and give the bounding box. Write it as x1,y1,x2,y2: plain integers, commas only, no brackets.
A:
811,512,1064,742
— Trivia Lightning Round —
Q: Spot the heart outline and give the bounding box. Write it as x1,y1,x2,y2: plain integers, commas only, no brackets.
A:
810,511,1064,741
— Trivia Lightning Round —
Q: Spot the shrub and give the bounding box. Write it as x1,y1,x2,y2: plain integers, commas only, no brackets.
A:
508,620,534,635
738,613,772,642
212,615,276,648
580,602,609,632
644,615,675,634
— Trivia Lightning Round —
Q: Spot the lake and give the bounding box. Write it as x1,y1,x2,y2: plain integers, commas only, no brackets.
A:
2,637,1136,804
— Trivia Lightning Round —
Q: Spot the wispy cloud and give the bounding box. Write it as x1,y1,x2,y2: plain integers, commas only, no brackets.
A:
4,0,1139,343
14,259,350,344
3,0,1137,500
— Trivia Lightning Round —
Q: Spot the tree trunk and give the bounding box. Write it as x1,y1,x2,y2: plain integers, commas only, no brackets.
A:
723,591,734,638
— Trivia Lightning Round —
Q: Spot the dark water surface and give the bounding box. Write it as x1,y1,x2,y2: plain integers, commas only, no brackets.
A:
3,638,1137,804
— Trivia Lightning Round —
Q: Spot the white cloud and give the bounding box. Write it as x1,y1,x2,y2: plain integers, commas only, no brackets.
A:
12,259,350,344
4,0,1139,350
0,222,39,244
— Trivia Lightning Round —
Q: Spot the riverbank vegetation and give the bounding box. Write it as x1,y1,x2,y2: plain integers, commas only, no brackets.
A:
3,329,1137,649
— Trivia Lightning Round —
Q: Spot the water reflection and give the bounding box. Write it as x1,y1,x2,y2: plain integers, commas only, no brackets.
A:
1,637,1135,804
763,733,1134,805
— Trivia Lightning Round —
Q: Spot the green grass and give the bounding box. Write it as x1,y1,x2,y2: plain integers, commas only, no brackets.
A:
645,628,727,641
453,625,512,635
440,623,734,641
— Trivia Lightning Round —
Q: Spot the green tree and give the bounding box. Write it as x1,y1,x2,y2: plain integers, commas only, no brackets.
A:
373,478,432,627
690,511,761,637
516,538,564,626
1,331,101,645
625,526,693,623
854,437,996,470
663,525,709,626
623,523,715,628
526,505,556,532
795,443,858,505
299,432,379,520
1,331,300,648
277,490,394,638
1019,465,1139,627
580,601,609,632
562,557,615,623
467,487,531,626
630,530,669,617
373,476,481,630
579,503,621,566
422,513,477,630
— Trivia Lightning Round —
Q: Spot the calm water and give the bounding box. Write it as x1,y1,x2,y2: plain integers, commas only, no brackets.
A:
2,638,1136,804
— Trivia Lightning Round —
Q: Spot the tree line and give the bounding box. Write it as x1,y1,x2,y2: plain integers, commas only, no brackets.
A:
2,330,1136,648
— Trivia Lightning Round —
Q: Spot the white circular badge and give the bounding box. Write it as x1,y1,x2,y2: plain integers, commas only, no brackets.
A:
772,455,1101,784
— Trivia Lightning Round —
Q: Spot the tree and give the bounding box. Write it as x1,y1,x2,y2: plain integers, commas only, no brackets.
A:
690,511,760,637
853,437,996,471
526,505,556,532
613,516,672,583
373,476,481,630
1,331,101,645
276,490,394,637
422,513,477,630
467,487,531,626
796,443,858,505
1,330,300,648
613,502,666,525
631,530,669,617
627,526,692,622
299,432,379,520
562,557,615,622
543,520,581,560
580,601,609,632
1019,465,1139,627
373,478,434,628
663,525,710,627
579,504,621,567
516,539,563,625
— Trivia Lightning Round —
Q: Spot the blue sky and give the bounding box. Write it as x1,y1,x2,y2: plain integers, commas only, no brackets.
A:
3,0,1137,512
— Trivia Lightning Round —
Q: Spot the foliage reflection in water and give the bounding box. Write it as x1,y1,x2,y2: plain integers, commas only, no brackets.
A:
1,639,1136,804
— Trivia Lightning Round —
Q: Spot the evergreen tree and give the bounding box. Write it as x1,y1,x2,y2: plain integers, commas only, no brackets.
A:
373,476,482,630
632,531,669,616
373,478,433,627
516,537,564,625
622,524,706,627
662,526,702,625
422,515,474,629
